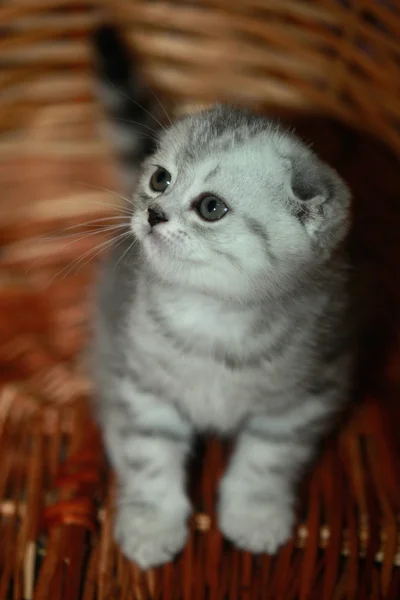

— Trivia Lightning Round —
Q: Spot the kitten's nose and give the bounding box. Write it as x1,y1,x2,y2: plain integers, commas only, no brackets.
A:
148,207,168,228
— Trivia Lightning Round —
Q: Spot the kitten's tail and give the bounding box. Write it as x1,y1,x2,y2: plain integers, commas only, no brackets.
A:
91,24,163,175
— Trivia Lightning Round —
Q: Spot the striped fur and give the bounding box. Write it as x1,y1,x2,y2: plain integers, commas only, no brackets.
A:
91,25,353,568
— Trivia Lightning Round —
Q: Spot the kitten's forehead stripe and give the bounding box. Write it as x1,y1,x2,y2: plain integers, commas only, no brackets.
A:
214,248,241,267
190,221,208,236
204,165,220,182
243,217,275,260
174,105,278,165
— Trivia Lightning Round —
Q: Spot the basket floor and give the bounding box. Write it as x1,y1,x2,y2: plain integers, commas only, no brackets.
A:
0,271,399,599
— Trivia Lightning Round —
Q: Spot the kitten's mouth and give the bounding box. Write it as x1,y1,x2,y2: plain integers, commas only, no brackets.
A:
144,228,174,256
144,229,203,266
147,229,164,247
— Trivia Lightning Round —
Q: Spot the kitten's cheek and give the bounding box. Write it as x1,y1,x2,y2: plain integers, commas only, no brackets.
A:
130,214,150,239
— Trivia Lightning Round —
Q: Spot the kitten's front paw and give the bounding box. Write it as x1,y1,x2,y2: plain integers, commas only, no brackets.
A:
219,496,295,555
115,503,189,569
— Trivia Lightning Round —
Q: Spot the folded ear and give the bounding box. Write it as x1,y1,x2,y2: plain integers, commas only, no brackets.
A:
286,152,351,250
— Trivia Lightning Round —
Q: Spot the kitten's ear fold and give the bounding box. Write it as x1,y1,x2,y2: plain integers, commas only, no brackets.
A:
286,153,351,247
288,155,334,212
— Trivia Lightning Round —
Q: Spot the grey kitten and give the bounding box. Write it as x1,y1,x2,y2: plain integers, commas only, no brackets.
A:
91,25,353,569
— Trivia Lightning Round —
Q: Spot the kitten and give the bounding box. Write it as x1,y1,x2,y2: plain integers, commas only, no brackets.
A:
91,25,353,569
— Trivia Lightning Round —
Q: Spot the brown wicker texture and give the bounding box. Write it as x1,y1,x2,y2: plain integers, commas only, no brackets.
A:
1,1,400,598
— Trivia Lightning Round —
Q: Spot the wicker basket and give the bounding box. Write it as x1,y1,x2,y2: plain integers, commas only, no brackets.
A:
1,1,400,598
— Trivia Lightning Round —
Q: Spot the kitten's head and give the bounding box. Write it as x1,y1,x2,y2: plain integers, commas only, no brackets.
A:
131,105,351,302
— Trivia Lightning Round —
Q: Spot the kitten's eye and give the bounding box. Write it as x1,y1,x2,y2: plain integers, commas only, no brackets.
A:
150,167,171,193
196,195,229,221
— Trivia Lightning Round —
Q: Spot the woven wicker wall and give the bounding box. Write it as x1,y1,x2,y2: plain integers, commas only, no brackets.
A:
1,1,400,598
2,2,400,139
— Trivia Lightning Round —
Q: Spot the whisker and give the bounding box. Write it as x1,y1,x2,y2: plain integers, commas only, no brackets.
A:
107,78,166,132
84,201,132,214
77,181,134,207
42,223,129,244
26,216,129,258
71,230,132,278
145,85,173,127
27,219,128,249
25,224,129,275
78,231,133,275
115,118,159,137
49,230,131,284
113,236,138,271
40,216,129,240
135,133,159,143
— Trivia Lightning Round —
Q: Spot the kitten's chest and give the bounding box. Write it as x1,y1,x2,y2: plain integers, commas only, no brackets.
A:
129,287,294,431
132,304,264,432
151,347,254,431
149,291,257,353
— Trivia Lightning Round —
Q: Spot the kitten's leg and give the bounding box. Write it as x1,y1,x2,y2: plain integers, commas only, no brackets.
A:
218,410,323,554
101,382,193,569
